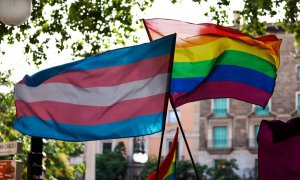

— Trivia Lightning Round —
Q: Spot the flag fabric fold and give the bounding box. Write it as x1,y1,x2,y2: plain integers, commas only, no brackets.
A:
14,34,176,141
147,128,178,180
144,18,281,108
258,118,300,180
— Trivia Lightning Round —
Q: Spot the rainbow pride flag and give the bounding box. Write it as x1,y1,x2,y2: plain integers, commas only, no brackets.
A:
147,128,178,180
144,19,281,108
13,34,176,141
164,151,176,180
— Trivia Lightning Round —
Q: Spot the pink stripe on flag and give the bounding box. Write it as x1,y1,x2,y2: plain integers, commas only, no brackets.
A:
18,55,170,87
16,94,166,125
172,81,272,107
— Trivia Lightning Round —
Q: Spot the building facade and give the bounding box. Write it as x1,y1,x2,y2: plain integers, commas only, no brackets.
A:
85,27,299,179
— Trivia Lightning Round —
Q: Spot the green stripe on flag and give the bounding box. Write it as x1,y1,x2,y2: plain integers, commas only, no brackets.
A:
172,50,277,78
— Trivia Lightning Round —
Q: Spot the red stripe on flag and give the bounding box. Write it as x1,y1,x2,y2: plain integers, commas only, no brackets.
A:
15,94,166,125
144,19,279,42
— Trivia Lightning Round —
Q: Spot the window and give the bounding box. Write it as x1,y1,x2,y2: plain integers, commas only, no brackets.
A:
255,101,270,116
297,93,300,114
254,125,260,147
248,125,260,148
133,137,145,153
168,140,179,160
168,110,180,123
213,99,228,117
255,125,260,137
168,141,173,150
297,66,300,81
102,142,112,153
213,126,227,148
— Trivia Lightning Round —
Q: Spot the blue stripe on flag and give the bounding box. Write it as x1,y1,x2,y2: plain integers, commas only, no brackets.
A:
171,65,275,93
14,113,164,141
171,77,204,93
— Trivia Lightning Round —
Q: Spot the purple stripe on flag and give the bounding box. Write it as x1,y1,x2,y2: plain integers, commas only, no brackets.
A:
172,81,271,107
16,94,166,125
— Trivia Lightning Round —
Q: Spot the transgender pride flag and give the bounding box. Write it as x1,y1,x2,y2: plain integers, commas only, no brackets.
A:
14,34,176,141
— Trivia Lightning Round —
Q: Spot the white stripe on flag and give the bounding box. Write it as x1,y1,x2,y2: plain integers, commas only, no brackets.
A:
15,74,168,106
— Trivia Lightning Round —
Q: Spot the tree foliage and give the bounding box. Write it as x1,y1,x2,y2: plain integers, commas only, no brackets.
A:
140,157,240,180
0,71,30,179
0,0,153,66
208,159,239,180
140,155,158,179
171,0,300,47
95,142,128,180
175,160,209,180
1,0,299,66
43,139,84,179
140,157,209,180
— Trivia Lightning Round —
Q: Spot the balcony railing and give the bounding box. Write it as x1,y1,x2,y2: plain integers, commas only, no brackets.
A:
206,139,233,154
206,139,232,148
213,108,228,118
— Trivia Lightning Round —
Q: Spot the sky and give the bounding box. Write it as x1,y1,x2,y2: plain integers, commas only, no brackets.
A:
0,0,245,85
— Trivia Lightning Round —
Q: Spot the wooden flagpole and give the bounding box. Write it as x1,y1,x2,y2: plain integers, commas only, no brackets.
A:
169,95,200,180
